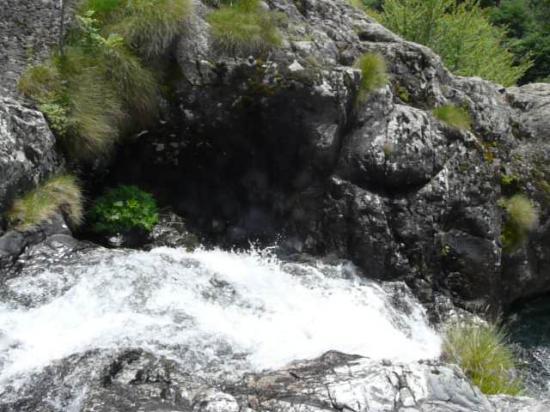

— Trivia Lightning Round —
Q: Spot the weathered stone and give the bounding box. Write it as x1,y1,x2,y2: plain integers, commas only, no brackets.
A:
4,349,548,412
0,97,61,223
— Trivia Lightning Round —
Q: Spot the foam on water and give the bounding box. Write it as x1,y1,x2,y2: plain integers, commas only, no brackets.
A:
0,247,441,386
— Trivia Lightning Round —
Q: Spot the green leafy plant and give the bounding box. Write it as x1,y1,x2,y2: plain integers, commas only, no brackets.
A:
443,321,523,395
6,175,83,230
377,0,532,86
207,0,283,55
355,52,389,101
500,194,538,252
432,104,472,130
90,185,159,234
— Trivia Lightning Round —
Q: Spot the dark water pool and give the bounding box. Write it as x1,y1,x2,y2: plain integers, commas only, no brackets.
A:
508,296,550,396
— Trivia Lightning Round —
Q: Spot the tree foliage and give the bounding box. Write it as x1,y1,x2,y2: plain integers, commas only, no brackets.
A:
377,0,532,86
489,0,550,83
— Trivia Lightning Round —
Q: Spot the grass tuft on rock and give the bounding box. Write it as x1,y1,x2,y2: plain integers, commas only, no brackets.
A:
207,0,283,55
88,0,193,57
354,53,389,101
500,194,538,252
443,321,523,396
18,8,160,161
6,175,84,230
432,105,471,130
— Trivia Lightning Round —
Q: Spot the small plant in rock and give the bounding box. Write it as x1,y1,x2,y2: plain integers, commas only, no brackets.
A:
6,175,83,230
500,194,538,252
90,185,159,235
443,321,523,396
354,53,389,101
207,0,284,55
432,104,471,130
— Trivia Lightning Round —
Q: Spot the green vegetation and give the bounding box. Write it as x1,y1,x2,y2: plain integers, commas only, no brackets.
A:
372,0,532,86
83,0,192,57
443,321,523,395
488,0,550,83
355,53,389,101
90,185,159,234
394,83,410,103
18,0,191,161
432,105,472,130
500,194,538,252
6,175,83,230
207,0,283,55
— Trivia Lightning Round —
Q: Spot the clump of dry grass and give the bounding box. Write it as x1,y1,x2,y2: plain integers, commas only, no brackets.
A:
7,175,84,230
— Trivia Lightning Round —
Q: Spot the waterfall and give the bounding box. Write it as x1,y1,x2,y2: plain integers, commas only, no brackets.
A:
0,247,441,392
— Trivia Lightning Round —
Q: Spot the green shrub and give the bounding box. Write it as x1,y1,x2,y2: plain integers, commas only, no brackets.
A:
500,194,538,251
432,105,472,130
90,185,159,234
443,321,523,395
207,0,283,55
377,0,532,86
6,175,83,230
355,53,389,101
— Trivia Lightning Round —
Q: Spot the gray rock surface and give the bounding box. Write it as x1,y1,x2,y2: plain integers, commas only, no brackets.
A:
3,349,548,412
0,0,76,96
0,97,61,228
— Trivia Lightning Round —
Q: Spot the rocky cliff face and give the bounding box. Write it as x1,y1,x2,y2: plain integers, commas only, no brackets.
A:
105,0,550,315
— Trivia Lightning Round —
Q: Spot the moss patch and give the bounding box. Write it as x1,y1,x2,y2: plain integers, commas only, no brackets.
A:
433,104,472,130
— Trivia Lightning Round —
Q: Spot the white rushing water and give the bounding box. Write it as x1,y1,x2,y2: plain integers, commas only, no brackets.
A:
0,247,441,387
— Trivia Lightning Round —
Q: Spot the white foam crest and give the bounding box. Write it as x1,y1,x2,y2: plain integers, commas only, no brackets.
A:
0,247,441,385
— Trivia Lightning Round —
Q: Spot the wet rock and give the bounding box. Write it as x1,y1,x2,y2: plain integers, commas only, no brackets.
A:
0,213,77,280
146,211,200,250
5,350,547,412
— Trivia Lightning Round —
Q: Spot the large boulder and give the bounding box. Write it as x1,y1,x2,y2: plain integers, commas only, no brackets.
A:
0,97,61,231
